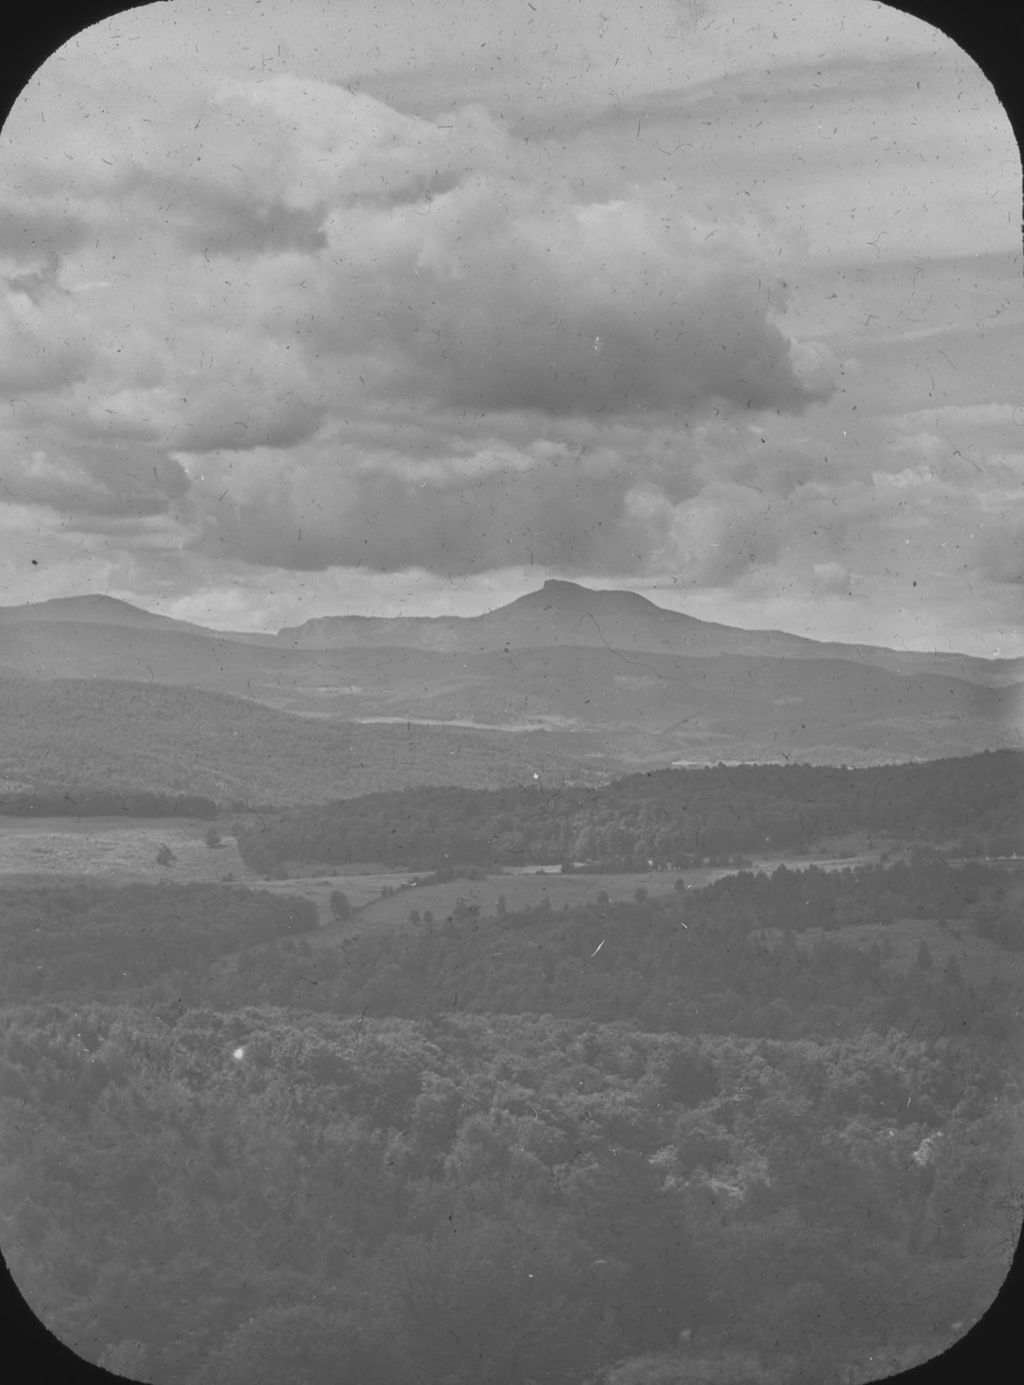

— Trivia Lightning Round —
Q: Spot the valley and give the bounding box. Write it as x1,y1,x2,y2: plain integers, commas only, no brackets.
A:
0,811,882,929
2,583,1022,1385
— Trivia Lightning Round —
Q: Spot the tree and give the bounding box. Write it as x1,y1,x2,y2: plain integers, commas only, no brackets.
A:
564,1146,707,1349
329,890,352,922
372,1208,607,1385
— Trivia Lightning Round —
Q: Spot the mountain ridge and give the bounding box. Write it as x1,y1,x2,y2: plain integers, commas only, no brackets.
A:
0,594,276,643
0,594,199,630
3,580,1020,672
273,577,1023,686
3,582,1022,689
0,572,1020,785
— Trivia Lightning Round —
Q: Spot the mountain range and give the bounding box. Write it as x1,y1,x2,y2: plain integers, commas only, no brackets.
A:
1,580,1020,801
278,579,1024,684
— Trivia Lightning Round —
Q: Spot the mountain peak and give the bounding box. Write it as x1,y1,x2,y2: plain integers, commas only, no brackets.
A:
0,593,198,630
505,579,661,614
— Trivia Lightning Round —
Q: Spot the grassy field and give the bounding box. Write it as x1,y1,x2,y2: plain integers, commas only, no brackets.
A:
254,872,427,922
0,816,744,927
0,816,888,929
350,870,685,928
320,854,883,932
0,816,252,883
0,818,428,923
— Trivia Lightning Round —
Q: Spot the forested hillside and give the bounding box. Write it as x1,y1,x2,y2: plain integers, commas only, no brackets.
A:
1,858,1019,1034
235,751,1024,873
0,676,612,808
195,858,1021,1042
1,1002,1017,1385
0,882,317,1003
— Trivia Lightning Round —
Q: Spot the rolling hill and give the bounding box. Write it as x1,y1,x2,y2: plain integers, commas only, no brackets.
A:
0,594,201,630
0,675,617,806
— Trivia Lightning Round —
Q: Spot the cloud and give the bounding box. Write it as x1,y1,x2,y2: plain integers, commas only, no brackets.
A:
356,178,832,417
0,61,836,582
0,437,189,519
810,561,852,595
0,277,95,393
0,195,87,271
2,1,1020,658
176,428,695,577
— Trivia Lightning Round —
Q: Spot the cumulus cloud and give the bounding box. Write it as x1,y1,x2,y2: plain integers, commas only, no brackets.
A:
0,60,836,583
2,1,1020,657
347,176,831,416
0,435,189,519
176,427,697,577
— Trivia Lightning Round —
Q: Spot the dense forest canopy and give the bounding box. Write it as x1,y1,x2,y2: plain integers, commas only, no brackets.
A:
234,751,1024,873
0,881,316,1004
2,1000,1018,1385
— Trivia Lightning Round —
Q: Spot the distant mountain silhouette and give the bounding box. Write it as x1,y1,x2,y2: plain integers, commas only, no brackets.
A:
277,578,1024,687
1,581,1020,778
278,577,805,654
0,594,203,632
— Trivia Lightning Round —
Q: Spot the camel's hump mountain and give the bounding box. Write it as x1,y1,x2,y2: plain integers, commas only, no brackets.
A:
274,578,1020,686
1,581,1020,698
276,578,815,658
0,580,1019,775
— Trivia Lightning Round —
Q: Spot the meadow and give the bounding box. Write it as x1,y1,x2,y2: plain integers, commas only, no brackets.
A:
0,816,888,930
294,851,884,933
0,816,249,883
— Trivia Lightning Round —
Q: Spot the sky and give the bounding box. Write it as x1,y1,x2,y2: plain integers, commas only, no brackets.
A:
0,0,1021,653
